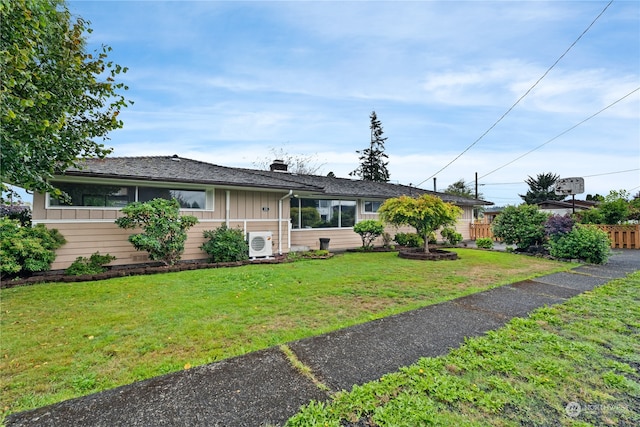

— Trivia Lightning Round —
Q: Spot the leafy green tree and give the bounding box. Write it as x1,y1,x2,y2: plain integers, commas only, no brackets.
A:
353,220,385,250
599,190,630,224
491,204,550,250
115,199,198,266
350,111,390,182
379,194,462,253
0,0,131,200
628,194,640,222
519,173,565,204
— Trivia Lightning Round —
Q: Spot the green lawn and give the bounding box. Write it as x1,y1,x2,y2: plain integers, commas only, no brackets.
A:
0,249,575,417
287,271,640,427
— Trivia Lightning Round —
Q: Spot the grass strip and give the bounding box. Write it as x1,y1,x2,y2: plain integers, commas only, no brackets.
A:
0,250,574,417
286,271,640,426
280,345,331,392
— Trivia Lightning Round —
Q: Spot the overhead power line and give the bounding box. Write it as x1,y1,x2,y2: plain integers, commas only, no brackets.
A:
478,86,640,180
480,168,640,186
415,0,614,188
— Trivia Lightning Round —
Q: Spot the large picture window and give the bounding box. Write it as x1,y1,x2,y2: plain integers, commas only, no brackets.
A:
48,182,208,209
291,198,356,228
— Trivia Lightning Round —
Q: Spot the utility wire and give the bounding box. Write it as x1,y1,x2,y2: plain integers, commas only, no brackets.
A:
415,0,614,188
582,168,640,178
478,86,640,180
480,168,640,186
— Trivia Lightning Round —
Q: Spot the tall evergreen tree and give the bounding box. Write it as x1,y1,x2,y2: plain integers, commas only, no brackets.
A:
519,172,565,204
350,111,390,182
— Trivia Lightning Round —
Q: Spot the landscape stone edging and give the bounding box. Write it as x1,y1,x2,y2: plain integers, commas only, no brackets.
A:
1,256,292,289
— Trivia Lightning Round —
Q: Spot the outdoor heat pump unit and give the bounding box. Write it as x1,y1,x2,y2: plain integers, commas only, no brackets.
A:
248,232,273,258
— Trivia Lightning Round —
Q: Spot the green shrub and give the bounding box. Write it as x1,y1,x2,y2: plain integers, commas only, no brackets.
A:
65,252,117,276
286,250,329,261
353,220,385,250
491,204,549,250
201,225,249,263
548,224,611,264
575,208,604,225
1,218,66,277
115,198,198,265
394,232,424,248
475,237,494,249
441,227,463,245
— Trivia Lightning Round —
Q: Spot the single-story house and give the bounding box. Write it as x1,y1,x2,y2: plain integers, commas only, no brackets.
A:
32,155,493,269
536,199,599,215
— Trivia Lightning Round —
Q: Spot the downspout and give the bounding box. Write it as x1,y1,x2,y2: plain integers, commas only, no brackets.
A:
225,190,230,227
278,190,293,255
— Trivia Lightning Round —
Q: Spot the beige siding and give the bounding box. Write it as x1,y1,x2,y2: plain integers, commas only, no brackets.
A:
34,188,473,269
34,188,292,270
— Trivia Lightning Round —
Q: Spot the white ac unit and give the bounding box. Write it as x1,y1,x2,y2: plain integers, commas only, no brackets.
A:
248,232,273,258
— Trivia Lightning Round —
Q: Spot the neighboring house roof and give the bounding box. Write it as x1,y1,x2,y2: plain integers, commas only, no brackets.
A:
537,199,598,210
60,156,492,206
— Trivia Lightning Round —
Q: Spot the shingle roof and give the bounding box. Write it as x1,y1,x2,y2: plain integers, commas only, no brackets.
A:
63,156,319,192
61,156,492,206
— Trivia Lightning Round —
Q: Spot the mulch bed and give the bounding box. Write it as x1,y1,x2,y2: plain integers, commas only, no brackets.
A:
398,248,459,261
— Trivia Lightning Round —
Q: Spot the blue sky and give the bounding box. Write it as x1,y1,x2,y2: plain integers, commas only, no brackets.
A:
58,0,639,205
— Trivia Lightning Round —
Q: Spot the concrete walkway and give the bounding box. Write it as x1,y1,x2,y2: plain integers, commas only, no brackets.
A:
7,250,639,427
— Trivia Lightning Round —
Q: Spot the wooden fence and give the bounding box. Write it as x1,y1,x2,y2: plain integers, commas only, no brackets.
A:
469,223,639,249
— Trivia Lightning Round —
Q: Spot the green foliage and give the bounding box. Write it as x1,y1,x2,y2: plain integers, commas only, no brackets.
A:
475,238,494,249
599,190,630,224
576,190,634,225
393,232,424,248
1,218,66,277
441,227,463,245
290,206,321,228
575,207,604,225
353,220,385,249
286,250,330,261
519,172,565,204
115,198,198,265
350,111,390,182
380,194,463,253
491,204,549,250
548,224,611,264
65,252,116,276
0,0,132,199
200,225,249,263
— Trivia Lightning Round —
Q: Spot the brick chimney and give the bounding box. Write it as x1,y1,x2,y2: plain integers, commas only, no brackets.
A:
269,159,288,172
